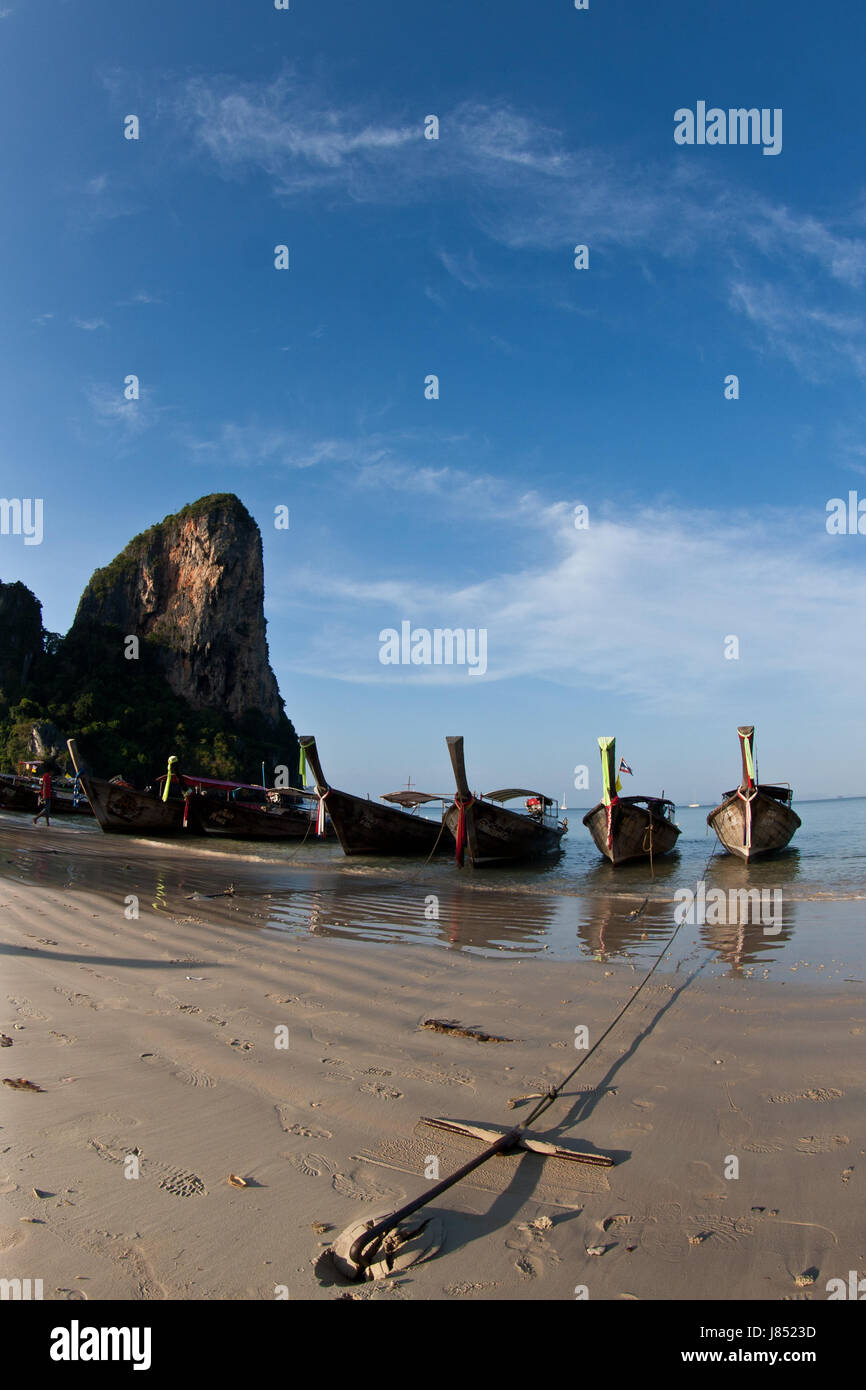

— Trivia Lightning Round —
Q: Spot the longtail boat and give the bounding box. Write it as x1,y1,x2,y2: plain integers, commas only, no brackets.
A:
0,772,93,817
298,736,452,856
66,740,205,836
443,735,566,867
582,737,680,866
180,774,322,841
707,726,800,861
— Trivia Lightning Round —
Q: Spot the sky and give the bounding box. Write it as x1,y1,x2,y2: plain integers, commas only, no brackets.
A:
1,0,865,802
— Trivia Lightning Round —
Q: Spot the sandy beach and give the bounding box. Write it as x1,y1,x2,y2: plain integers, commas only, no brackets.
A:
1,822,863,1302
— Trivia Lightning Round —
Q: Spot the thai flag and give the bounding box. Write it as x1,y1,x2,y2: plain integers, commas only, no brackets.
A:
619,758,633,776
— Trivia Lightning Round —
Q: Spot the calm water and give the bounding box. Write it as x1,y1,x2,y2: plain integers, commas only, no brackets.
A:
263,797,866,901
2,798,865,978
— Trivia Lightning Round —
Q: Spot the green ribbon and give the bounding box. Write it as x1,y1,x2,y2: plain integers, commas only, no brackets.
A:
162,755,178,802
598,737,619,806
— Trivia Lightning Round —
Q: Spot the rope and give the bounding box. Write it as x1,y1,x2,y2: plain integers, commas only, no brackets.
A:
512,913,691,1131
424,813,450,865
641,807,655,879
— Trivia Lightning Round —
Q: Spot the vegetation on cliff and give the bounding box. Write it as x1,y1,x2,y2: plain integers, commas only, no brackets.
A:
0,496,299,785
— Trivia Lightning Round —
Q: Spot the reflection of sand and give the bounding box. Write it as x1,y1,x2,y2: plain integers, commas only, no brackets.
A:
0,824,862,1301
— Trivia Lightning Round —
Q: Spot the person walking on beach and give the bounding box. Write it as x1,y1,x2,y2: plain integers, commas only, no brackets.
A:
33,765,53,826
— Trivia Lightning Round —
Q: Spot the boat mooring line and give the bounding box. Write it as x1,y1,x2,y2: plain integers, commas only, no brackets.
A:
329,908,715,1280
509,910,694,1127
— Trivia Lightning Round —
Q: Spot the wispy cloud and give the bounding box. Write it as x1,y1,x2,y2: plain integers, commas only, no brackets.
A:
179,72,417,198
73,317,108,332
437,249,489,290
180,422,365,470
116,291,162,307
729,281,866,380
176,75,866,378
282,489,862,707
87,383,152,435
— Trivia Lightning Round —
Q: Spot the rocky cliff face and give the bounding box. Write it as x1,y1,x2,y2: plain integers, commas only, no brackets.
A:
72,494,284,727
0,579,45,701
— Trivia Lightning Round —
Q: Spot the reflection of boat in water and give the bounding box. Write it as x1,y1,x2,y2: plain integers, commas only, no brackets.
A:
583,738,680,866
698,902,796,975
444,735,566,867
707,726,801,861
574,896,672,962
299,735,452,856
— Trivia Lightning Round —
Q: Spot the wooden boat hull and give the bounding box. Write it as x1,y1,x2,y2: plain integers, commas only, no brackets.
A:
0,782,39,814
299,736,451,857
0,781,93,817
583,800,680,865
80,774,206,836
199,799,319,841
443,799,564,867
707,792,801,861
320,787,448,856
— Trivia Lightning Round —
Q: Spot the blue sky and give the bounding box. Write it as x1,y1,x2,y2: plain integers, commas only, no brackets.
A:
2,0,866,801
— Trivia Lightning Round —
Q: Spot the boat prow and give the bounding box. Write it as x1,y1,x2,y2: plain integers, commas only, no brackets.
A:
443,735,567,867
707,727,801,861
66,740,205,836
582,738,680,866
298,736,452,856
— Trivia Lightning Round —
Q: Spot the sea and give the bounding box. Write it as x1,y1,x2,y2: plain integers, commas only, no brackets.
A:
2,798,865,981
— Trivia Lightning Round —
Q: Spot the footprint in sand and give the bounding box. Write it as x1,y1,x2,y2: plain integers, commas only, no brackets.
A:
54,987,98,1011
767,1087,843,1104
514,1251,543,1279
227,1038,254,1052
743,1138,786,1153
507,1220,559,1276
601,1214,636,1235
89,1138,147,1169
287,1151,333,1179
8,995,49,1021
172,1067,216,1089
274,1106,332,1140
321,1058,355,1083
360,1082,403,1101
139,1053,216,1089
49,1031,77,1046
157,1167,207,1198
795,1135,849,1153
331,1171,395,1204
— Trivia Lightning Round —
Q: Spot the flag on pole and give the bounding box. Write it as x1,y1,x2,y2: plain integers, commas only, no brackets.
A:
618,758,633,776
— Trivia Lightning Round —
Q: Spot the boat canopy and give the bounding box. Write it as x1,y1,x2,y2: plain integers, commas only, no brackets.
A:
173,773,260,793
381,790,447,806
485,788,556,806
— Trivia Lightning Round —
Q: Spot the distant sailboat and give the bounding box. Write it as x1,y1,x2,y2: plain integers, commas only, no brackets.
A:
562,792,568,811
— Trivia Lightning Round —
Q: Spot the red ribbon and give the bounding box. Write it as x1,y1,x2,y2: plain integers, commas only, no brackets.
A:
454,795,474,867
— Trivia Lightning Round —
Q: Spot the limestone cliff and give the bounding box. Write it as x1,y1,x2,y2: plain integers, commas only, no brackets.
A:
72,494,284,727
0,579,45,701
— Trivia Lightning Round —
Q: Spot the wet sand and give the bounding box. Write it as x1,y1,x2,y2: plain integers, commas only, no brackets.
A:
1,820,863,1301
